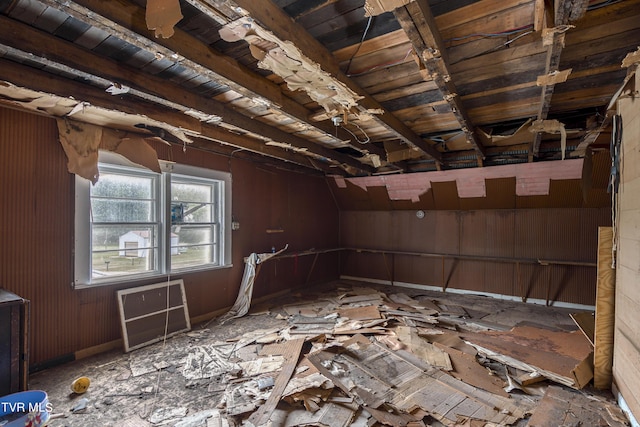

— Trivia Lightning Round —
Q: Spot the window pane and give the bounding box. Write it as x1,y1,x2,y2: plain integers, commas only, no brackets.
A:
91,173,156,223
91,225,158,278
172,226,213,245
92,173,153,199
171,202,212,224
172,182,211,203
171,244,213,269
92,199,155,222
171,181,216,224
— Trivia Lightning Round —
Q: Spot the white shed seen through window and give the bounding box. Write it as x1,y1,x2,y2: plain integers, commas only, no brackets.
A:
74,153,232,288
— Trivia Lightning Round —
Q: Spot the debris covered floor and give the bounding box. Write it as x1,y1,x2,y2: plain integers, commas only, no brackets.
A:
31,280,629,427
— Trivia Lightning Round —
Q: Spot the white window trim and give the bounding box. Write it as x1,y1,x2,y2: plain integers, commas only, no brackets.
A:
73,152,232,289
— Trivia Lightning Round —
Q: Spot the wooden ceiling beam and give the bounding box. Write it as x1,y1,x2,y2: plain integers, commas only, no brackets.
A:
0,15,374,175
0,57,344,176
528,0,589,162
36,0,387,164
227,0,443,164
393,0,486,165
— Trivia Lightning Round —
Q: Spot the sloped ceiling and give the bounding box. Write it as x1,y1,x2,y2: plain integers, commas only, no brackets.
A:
0,0,637,178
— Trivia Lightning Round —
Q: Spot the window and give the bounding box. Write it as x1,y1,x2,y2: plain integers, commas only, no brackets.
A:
74,152,232,288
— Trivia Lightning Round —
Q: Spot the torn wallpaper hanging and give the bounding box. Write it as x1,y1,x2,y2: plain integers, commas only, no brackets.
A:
218,245,289,325
56,119,162,184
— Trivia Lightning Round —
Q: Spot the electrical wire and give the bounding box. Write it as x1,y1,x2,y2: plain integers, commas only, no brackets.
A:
344,16,373,76
150,273,172,414
341,122,370,144
346,49,413,77
450,29,534,64
444,24,534,43
587,0,623,10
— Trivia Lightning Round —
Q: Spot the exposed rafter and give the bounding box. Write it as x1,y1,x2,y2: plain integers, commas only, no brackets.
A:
35,0,388,170
0,16,376,175
227,0,443,165
528,0,589,162
0,56,351,175
392,0,486,165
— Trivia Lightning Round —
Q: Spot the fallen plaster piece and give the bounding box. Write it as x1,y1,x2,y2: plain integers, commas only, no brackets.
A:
173,410,225,427
182,343,239,380
148,406,188,424
338,158,584,201
145,0,183,38
220,17,363,115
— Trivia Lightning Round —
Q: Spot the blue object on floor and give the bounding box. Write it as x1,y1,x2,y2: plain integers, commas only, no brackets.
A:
0,390,51,427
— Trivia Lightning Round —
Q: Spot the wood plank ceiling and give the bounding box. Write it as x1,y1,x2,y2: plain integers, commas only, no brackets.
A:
0,0,637,176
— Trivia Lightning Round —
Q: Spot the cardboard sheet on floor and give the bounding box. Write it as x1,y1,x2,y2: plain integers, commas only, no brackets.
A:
421,331,478,356
308,335,531,426
434,343,508,397
395,326,453,371
462,325,593,389
337,304,381,320
527,385,629,427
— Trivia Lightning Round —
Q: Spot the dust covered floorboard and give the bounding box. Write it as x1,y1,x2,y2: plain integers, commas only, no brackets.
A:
30,280,629,427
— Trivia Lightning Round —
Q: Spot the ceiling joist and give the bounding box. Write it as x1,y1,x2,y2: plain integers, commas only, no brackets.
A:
35,0,385,172
392,0,487,165
227,0,443,165
529,0,589,162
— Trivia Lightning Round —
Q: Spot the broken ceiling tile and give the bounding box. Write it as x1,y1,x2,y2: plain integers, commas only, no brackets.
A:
308,335,532,426
173,409,226,427
238,355,284,376
270,394,358,426
148,406,188,424
395,325,453,371
182,343,239,381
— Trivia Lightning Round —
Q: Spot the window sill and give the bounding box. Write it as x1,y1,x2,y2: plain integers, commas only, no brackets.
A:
73,263,233,289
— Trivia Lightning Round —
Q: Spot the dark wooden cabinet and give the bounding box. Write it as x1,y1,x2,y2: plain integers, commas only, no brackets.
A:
0,289,29,397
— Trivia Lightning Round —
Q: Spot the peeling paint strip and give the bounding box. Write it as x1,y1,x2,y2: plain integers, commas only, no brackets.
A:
364,0,412,17
536,69,572,86
145,0,183,38
220,17,363,115
342,160,584,200
57,119,161,184
622,47,640,68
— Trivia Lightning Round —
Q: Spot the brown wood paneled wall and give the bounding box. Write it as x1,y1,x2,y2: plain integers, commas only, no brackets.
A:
0,106,339,367
340,208,610,305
